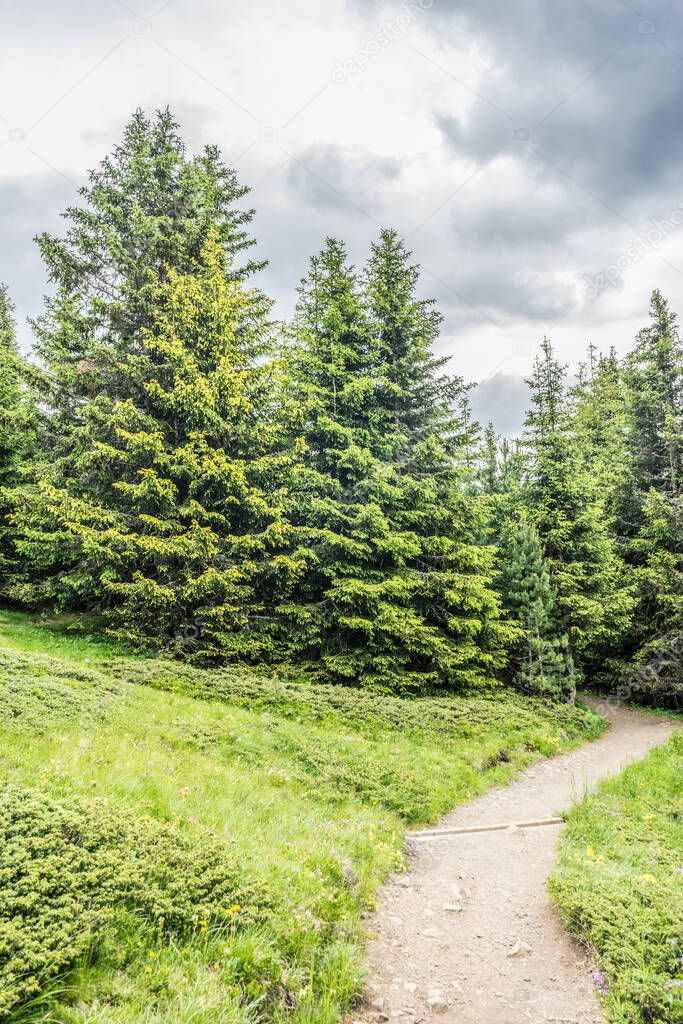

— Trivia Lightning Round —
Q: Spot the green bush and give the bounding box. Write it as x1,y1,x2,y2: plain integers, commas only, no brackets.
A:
0,787,261,1017
550,732,683,1024
0,649,123,732
102,655,601,745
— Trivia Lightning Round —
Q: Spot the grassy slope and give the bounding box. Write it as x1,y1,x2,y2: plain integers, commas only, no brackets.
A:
550,730,683,1024
0,609,604,1024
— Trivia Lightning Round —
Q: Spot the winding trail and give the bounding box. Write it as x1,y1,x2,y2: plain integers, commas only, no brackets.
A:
352,700,678,1024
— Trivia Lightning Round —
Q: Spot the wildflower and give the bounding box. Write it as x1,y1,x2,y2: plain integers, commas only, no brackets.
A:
144,966,153,974
639,873,657,883
591,970,609,996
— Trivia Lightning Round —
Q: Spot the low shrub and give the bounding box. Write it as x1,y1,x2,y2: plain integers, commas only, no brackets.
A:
0,787,261,1017
550,732,683,1024
0,649,122,732
102,655,602,745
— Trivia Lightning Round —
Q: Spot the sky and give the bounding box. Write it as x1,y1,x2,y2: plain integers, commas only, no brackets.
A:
1,0,683,434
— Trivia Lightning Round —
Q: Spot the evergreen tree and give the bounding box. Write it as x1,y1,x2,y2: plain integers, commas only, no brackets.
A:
32,108,260,432
363,228,467,455
479,422,500,496
0,288,23,493
636,489,683,641
498,519,575,701
5,110,282,629
0,287,37,575
476,424,527,529
623,290,683,499
614,292,683,701
10,232,300,659
476,422,573,699
523,337,634,671
571,346,631,514
620,292,683,613
282,235,516,694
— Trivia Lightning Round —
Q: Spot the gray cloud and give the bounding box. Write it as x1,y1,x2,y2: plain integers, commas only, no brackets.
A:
429,0,683,206
355,0,683,334
470,372,530,437
286,144,401,216
2,0,682,379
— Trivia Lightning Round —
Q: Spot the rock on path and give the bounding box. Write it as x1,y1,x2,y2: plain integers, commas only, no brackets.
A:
351,700,678,1024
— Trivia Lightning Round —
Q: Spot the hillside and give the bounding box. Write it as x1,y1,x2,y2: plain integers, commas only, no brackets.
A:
0,610,604,1023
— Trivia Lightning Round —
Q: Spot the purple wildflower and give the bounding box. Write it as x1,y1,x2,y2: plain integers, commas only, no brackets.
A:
591,970,609,997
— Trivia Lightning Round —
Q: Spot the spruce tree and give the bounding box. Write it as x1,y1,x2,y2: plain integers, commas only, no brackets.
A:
479,422,500,497
571,346,631,514
498,519,575,701
11,231,300,659
623,290,683,499
363,228,467,454
0,288,23,494
0,287,37,576
5,109,283,635
523,337,634,671
282,234,515,693
365,231,516,688
616,292,683,699
32,108,260,432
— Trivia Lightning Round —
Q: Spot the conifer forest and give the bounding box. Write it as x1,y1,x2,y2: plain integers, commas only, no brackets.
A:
0,94,681,1024
2,110,682,708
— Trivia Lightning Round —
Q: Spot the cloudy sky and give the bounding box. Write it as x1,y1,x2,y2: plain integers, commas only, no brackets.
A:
1,0,683,432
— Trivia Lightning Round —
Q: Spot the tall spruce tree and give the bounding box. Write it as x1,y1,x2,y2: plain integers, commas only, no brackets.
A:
623,290,683,499
31,108,260,433
571,346,631,514
523,337,633,672
0,287,37,574
363,229,467,454
497,519,575,701
5,111,302,658
282,234,516,694
616,292,683,701
10,231,300,658
479,422,501,497
0,288,23,493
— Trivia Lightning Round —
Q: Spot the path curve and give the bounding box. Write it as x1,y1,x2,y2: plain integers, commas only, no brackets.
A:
352,700,678,1024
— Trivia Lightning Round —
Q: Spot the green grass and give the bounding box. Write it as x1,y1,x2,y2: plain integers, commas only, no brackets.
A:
0,609,605,1023
0,608,129,662
550,731,683,1024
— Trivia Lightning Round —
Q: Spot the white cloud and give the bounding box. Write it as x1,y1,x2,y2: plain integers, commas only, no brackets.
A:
1,0,682,431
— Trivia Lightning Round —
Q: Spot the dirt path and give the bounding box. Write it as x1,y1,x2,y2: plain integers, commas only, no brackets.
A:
352,700,678,1024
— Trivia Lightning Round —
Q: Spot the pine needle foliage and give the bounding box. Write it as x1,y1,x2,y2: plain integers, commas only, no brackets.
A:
10,232,301,660
280,234,515,693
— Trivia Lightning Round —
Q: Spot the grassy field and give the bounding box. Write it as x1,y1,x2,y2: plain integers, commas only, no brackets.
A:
550,729,683,1024
0,609,605,1024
